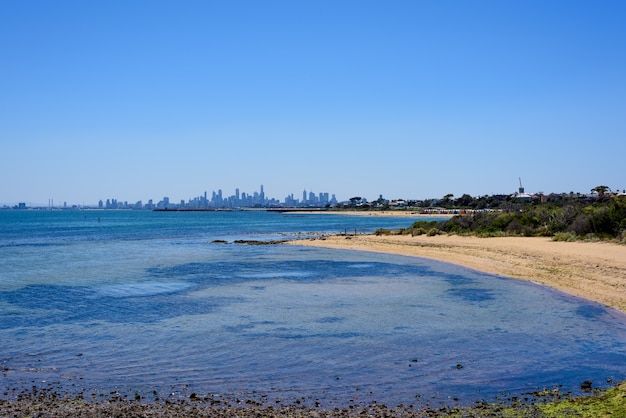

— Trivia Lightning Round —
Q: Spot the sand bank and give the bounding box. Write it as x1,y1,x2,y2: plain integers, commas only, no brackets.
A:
287,234,626,314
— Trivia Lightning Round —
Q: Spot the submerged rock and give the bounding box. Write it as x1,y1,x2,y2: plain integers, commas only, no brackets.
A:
581,380,593,391
233,240,287,245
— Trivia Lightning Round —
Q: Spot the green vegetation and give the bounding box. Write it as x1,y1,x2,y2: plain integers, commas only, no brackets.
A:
413,382,626,417
404,195,626,243
535,381,626,417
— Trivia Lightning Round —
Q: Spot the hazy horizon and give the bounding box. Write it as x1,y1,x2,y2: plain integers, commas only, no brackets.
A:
2,1,625,205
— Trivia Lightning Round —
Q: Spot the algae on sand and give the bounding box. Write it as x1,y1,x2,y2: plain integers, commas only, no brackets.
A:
536,382,626,417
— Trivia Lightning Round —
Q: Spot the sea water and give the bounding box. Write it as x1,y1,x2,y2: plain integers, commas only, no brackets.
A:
1,210,625,408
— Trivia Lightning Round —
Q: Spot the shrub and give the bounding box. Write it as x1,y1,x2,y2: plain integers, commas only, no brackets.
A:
552,232,578,242
407,197,625,241
412,220,443,230
426,228,440,236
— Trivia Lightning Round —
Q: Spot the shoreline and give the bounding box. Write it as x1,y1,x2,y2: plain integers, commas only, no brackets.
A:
275,209,454,218
287,234,626,314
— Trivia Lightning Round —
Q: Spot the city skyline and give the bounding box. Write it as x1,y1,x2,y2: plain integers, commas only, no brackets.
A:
2,185,341,209
99,185,338,210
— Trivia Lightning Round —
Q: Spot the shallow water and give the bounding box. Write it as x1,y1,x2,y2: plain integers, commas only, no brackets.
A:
1,210,625,407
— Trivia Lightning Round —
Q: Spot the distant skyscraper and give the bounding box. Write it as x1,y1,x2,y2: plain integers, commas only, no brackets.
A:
260,185,265,203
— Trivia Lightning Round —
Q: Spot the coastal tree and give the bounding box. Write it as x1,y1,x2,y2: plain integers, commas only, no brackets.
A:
592,185,610,197
455,194,474,207
440,194,454,207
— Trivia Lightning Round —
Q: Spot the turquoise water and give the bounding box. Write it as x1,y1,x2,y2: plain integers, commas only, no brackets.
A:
1,210,625,408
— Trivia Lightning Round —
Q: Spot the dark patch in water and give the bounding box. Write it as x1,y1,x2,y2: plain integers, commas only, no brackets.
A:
576,304,608,320
0,284,237,328
0,242,62,249
145,259,435,285
316,316,344,324
446,287,495,303
440,272,479,285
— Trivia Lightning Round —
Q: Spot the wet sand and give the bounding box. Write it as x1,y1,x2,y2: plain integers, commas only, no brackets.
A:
287,234,626,314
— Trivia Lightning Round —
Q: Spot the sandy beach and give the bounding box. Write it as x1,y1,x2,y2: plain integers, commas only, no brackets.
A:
280,209,454,218
287,234,626,314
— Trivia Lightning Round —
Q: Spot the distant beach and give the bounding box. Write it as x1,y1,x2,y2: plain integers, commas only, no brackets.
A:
288,234,626,314
276,209,454,218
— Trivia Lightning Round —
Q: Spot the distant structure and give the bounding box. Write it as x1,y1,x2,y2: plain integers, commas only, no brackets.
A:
514,178,533,201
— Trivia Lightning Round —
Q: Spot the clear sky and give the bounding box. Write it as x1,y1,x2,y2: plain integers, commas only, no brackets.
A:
1,1,625,206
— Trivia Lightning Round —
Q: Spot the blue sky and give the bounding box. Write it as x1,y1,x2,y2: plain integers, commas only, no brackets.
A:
1,1,625,206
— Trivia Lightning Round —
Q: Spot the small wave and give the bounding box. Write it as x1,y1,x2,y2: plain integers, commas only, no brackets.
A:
93,282,191,298
346,263,375,269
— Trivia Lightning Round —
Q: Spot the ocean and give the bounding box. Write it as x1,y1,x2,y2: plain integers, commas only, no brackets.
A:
1,209,625,408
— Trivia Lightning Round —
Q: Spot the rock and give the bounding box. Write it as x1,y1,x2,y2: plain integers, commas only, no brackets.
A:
233,239,286,245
